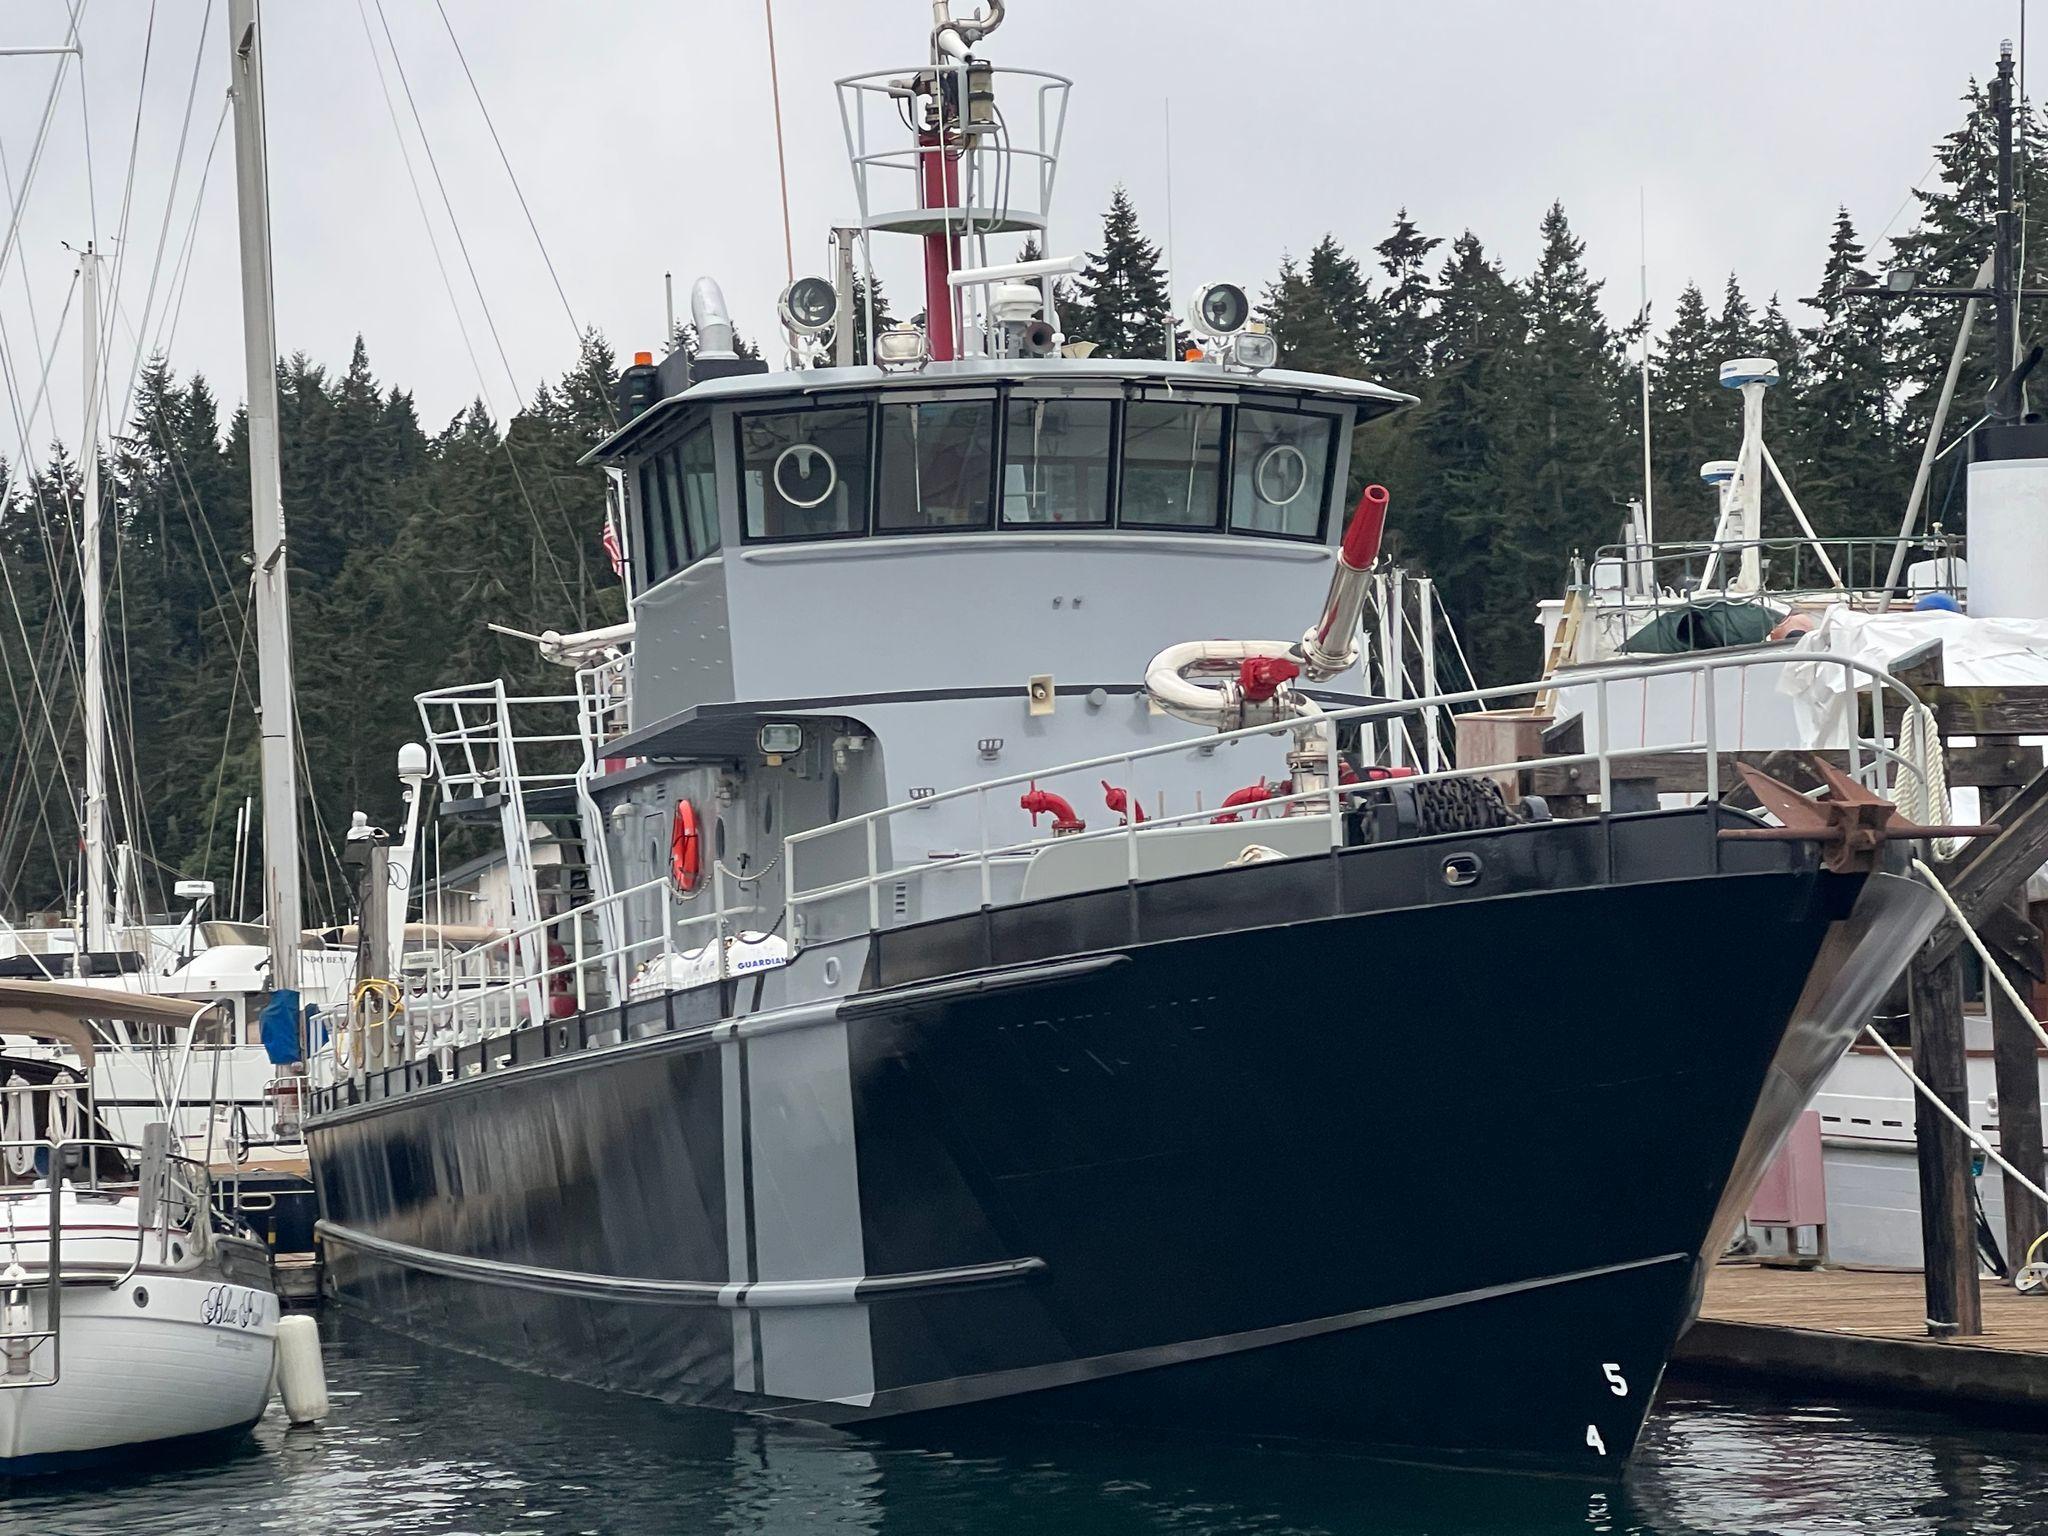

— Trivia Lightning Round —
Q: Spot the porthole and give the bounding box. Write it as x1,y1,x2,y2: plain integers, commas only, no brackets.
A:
133,1286,149,1308
772,443,838,509
762,797,776,836
715,816,729,861
822,956,841,986
1253,443,1310,507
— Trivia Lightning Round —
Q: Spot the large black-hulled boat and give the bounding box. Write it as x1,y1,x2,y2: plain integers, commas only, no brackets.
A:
304,3,1941,1471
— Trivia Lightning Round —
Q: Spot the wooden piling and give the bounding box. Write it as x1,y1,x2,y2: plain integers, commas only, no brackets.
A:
1908,948,1983,1335
1983,780,2048,1270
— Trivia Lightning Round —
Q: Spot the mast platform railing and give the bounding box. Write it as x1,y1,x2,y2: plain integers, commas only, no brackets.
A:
1588,534,1968,616
415,680,587,804
785,651,1933,947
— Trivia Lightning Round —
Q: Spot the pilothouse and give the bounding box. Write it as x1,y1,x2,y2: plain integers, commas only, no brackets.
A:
305,1,1947,1473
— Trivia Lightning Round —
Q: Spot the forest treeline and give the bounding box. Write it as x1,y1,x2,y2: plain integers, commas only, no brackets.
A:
0,76,2036,920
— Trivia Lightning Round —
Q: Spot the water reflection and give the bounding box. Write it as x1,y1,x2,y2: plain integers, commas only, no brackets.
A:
7,1317,2048,1536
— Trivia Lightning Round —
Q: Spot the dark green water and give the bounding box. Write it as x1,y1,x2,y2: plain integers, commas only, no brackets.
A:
7,1313,2048,1535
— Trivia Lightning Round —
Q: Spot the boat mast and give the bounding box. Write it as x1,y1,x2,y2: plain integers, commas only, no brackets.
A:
78,243,109,956
224,0,302,993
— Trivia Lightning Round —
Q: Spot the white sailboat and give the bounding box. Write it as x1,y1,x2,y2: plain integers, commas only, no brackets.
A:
0,981,279,1471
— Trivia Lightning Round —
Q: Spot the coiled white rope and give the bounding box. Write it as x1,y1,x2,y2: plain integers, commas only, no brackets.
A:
1,1076,34,1177
46,1070,79,1151
1899,704,1961,860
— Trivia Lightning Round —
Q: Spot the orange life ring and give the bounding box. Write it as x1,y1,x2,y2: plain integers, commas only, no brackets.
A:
670,799,702,892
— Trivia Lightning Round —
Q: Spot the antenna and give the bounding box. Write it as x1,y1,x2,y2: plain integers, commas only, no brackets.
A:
1163,97,1177,361
764,0,795,285
1638,188,1654,551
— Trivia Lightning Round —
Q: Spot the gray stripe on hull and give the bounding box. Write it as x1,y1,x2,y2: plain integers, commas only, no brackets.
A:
740,1014,875,1405
316,1219,1044,1306
786,1252,1693,1425
722,1033,755,1390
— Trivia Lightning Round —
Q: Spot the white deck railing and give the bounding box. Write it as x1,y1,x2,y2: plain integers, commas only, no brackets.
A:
316,864,764,1081
323,651,1931,1084
784,651,1930,945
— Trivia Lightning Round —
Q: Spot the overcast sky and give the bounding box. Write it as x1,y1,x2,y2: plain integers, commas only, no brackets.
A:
0,0,2034,460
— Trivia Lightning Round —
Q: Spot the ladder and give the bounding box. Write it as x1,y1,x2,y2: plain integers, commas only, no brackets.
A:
1535,587,1586,716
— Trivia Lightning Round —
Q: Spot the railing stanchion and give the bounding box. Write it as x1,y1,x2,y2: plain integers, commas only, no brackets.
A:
1125,759,1140,883
978,788,993,908
866,820,882,932
1595,677,1613,811
572,911,586,1013
1701,670,1720,802
1326,720,1341,848
716,862,731,981
664,879,677,983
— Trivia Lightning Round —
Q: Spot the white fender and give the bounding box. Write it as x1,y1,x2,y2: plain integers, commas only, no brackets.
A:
277,1313,330,1425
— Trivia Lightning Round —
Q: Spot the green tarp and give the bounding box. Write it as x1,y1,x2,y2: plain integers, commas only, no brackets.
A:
1620,599,1789,655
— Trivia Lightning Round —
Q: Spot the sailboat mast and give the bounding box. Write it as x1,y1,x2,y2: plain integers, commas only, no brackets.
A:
225,0,302,992
79,244,109,955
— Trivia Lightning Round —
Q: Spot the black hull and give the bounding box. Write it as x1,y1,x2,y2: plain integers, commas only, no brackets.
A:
308,810,1937,1471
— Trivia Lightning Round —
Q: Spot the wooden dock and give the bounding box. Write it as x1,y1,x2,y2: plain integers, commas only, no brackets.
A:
272,1251,324,1308
1675,1262,2048,1415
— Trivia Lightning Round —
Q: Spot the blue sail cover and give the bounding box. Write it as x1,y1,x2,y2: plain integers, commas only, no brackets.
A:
260,988,304,1065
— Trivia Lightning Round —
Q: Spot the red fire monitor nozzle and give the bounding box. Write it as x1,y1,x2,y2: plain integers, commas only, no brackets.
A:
1341,484,1390,570
1301,484,1390,678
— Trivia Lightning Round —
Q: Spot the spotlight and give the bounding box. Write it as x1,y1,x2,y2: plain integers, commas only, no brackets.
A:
1189,282,1250,338
873,323,931,371
778,276,839,337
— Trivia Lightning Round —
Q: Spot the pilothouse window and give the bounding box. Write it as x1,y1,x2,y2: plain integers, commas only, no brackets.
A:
877,400,995,531
679,425,720,557
1120,401,1226,529
637,459,683,584
1230,408,1334,540
1001,398,1112,524
738,406,872,540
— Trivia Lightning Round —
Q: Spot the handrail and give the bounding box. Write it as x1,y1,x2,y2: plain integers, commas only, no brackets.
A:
1587,534,1966,607
316,861,769,1079
0,1136,215,1293
785,651,1930,943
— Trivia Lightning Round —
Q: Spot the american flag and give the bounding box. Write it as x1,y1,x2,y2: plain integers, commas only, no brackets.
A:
600,507,624,577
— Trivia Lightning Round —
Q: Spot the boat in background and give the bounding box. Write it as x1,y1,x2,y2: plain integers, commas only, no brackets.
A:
0,981,280,1472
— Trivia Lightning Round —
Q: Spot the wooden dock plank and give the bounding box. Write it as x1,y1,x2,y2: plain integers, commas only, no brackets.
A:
1698,1264,2048,1352
1677,1264,2048,1416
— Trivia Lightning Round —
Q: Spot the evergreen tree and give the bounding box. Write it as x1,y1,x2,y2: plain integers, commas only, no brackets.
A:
1305,234,1377,370
848,273,894,366
1065,185,1175,358
1258,254,1354,375
1706,274,1758,363
1649,283,1728,542
1368,210,1441,388
1795,210,1900,539
1888,83,2048,441
1469,203,1631,678
1396,231,1526,609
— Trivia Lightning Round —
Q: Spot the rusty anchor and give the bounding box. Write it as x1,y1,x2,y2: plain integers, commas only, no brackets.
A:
1716,757,1997,874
